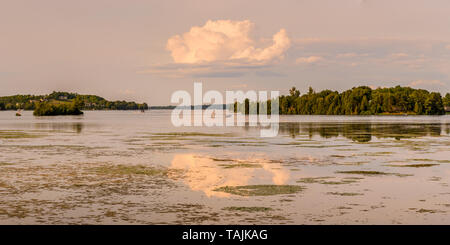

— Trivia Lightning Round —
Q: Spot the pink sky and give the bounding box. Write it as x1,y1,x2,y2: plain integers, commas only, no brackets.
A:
1,0,449,104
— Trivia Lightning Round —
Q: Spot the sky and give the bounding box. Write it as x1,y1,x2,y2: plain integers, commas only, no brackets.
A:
1,0,450,105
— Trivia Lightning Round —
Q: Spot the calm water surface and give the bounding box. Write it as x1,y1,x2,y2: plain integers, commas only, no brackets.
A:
0,110,449,224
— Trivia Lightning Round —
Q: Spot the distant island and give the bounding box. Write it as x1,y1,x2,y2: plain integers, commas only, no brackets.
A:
33,97,84,116
0,91,149,116
236,86,450,115
1,87,449,116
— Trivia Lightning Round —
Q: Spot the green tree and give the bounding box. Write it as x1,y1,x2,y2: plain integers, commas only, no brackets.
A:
424,92,444,115
443,93,450,107
289,87,300,97
273,85,445,116
414,102,423,114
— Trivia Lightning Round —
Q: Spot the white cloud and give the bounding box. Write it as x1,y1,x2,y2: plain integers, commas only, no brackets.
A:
166,20,290,64
295,56,323,64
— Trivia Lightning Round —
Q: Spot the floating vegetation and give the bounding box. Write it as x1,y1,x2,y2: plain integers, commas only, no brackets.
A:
104,211,117,217
222,206,273,212
276,142,304,146
209,157,264,168
0,206,29,219
0,131,44,139
210,157,234,162
330,155,347,158
436,160,450,163
336,206,353,210
91,164,168,177
385,164,439,168
408,158,434,162
295,144,351,148
337,161,369,166
342,177,364,181
296,176,359,185
335,148,357,151
327,192,364,196
297,177,334,184
213,185,305,196
264,215,290,221
336,170,390,175
361,151,394,156
156,204,220,224
279,199,294,202
428,176,442,181
218,163,262,169
0,181,10,188
1,112,450,224
336,170,412,177
320,180,359,185
416,209,439,214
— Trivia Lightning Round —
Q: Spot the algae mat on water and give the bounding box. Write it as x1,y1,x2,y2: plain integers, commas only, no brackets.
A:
222,206,274,212
213,185,305,196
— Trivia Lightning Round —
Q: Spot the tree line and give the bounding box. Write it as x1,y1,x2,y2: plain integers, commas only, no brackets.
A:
33,97,84,116
236,86,449,115
0,91,148,111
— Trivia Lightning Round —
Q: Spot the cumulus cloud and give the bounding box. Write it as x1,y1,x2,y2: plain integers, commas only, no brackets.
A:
166,20,290,64
295,56,323,64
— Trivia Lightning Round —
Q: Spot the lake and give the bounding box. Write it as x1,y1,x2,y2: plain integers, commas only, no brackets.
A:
0,110,449,224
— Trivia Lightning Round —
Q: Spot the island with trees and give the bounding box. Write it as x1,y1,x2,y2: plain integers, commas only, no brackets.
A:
0,91,149,116
1,87,448,116
236,86,450,115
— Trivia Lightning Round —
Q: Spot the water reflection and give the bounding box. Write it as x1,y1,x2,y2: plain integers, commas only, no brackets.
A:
278,122,449,142
33,122,84,134
169,154,290,197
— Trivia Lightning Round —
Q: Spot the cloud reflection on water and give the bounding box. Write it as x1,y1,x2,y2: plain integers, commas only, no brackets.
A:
169,153,290,197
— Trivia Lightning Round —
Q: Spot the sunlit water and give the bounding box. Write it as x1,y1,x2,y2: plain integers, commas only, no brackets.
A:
0,110,449,224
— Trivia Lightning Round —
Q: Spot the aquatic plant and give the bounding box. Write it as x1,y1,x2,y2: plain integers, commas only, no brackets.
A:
213,185,305,196
92,164,167,176
222,206,273,212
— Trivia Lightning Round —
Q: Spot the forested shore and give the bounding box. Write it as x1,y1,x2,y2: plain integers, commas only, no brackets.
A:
0,91,148,111
237,86,450,115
